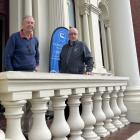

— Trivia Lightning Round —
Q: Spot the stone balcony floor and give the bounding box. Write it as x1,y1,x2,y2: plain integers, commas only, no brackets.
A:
101,123,140,140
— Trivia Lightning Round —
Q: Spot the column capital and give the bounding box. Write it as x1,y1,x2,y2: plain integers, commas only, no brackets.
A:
89,4,101,15
80,3,90,15
104,19,110,27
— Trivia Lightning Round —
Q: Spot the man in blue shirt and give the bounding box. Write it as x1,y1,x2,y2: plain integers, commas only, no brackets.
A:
3,16,39,71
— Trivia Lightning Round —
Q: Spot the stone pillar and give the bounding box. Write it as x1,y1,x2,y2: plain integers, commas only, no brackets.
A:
108,0,140,122
48,0,69,35
24,0,32,16
9,0,23,33
104,20,115,74
100,19,109,71
88,3,107,74
80,3,91,50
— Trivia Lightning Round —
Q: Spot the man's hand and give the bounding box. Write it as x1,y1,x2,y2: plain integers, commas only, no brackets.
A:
35,65,39,72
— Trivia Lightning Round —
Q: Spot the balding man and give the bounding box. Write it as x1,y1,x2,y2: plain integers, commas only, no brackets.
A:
59,27,93,75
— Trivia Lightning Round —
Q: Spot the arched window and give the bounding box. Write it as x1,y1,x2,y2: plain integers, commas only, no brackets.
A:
67,0,76,27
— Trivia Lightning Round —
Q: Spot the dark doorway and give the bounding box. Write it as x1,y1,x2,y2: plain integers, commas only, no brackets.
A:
0,0,9,72
0,16,5,71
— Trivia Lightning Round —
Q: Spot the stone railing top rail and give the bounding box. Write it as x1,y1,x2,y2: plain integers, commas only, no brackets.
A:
0,71,129,94
0,71,128,80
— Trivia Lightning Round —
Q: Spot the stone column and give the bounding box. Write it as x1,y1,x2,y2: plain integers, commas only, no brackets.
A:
104,20,115,74
108,0,140,122
88,3,107,74
80,3,91,50
24,0,32,16
9,0,23,33
48,0,69,35
100,19,109,71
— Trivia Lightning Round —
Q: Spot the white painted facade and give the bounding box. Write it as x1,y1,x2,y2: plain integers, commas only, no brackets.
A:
8,0,140,123
0,0,137,139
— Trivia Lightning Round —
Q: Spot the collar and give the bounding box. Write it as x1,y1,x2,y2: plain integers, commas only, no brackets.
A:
68,40,78,46
20,29,33,40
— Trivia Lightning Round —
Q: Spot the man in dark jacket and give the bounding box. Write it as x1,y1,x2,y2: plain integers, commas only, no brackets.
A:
59,27,93,74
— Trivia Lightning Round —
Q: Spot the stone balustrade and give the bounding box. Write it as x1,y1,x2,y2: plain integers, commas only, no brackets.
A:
0,71,129,140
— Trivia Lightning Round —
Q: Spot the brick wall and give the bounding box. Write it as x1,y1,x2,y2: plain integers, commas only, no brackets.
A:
130,0,140,71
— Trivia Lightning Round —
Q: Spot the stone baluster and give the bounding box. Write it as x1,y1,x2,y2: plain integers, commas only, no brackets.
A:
102,87,117,133
110,86,124,128
93,87,109,137
117,86,129,125
81,88,100,140
67,89,85,140
28,93,51,140
2,100,26,140
50,90,70,140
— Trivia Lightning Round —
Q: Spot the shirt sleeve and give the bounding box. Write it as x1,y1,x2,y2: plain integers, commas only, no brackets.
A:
35,38,39,66
3,35,16,71
83,43,94,72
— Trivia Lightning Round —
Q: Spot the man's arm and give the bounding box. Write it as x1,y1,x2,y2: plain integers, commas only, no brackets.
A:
35,38,39,71
83,44,94,74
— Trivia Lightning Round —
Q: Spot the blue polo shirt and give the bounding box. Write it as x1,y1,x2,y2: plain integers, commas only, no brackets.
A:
3,32,39,71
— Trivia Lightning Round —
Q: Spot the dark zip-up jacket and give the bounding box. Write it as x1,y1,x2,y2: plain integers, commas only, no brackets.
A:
59,40,93,74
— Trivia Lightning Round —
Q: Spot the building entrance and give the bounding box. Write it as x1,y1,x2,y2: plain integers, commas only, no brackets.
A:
0,0,9,72
0,16,5,71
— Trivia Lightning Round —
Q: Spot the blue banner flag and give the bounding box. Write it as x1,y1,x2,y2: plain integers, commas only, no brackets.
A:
49,27,69,73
